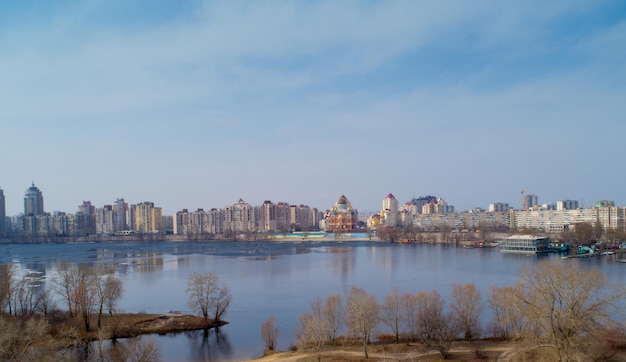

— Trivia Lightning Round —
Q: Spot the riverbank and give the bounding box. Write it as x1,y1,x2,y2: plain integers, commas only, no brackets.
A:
48,313,225,340
0,232,496,244
245,338,626,362
245,340,519,361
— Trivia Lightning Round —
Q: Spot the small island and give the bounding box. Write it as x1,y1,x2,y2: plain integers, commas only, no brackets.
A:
0,264,231,360
75,313,227,340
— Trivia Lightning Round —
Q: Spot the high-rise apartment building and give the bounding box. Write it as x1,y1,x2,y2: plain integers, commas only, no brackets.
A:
523,194,538,211
556,200,579,210
134,201,162,233
422,198,454,214
275,202,291,232
78,201,95,216
0,187,6,236
24,183,44,216
489,203,510,212
174,208,220,236
76,201,96,235
289,204,318,231
260,201,277,232
113,198,128,231
596,200,615,208
382,193,399,227
222,199,256,233
95,205,115,234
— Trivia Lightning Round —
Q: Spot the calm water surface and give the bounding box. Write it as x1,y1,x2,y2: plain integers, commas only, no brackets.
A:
2,241,625,361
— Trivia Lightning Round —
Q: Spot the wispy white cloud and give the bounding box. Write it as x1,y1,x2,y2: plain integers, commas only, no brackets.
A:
0,0,624,214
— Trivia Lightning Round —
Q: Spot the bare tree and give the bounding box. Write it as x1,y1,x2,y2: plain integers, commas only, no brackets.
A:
415,290,457,358
185,272,231,324
321,294,342,344
211,284,232,323
74,265,97,331
515,260,625,361
297,293,343,358
34,287,56,318
574,222,593,245
296,312,329,361
604,227,619,246
449,283,482,341
51,262,79,317
51,263,97,331
0,263,18,314
380,287,404,343
13,276,37,316
105,276,124,316
93,268,124,328
488,284,535,340
559,228,576,244
260,315,280,352
310,294,343,344
377,227,402,242
402,292,419,341
186,272,220,320
344,287,379,358
593,221,605,242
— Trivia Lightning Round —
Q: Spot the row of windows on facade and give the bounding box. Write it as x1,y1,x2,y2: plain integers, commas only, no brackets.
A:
5,201,324,236
7,205,626,237
370,206,626,232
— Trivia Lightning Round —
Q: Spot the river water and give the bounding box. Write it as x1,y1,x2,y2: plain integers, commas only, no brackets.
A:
2,240,625,361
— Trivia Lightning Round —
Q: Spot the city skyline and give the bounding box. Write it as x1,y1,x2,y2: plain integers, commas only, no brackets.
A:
0,181,619,217
1,1,625,216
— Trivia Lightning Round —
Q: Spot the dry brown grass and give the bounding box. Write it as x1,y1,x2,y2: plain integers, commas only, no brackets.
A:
250,339,626,362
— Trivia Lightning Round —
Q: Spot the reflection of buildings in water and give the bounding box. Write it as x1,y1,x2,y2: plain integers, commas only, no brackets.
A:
369,246,396,279
326,247,351,254
117,254,165,274
23,263,47,278
134,254,164,273
332,251,356,284
17,263,48,292
331,246,398,288
161,255,180,271
95,248,159,262
170,255,190,271
96,248,118,261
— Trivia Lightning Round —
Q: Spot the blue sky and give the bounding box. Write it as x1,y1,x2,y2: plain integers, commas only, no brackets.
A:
1,0,625,216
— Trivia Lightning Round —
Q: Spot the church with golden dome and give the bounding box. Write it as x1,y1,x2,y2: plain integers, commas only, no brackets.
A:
322,194,358,231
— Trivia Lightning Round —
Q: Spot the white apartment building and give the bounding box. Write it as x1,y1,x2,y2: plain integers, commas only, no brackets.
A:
510,206,625,232
422,198,454,214
173,208,220,236
222,199,256,233
411,210,510,231
381,193,399,227
95,205,115,234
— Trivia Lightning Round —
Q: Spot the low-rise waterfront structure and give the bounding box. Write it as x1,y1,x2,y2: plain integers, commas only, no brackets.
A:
501,235,551,254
